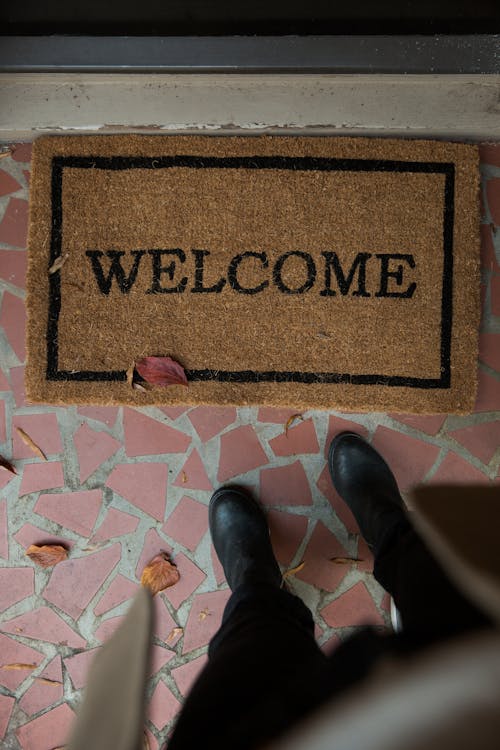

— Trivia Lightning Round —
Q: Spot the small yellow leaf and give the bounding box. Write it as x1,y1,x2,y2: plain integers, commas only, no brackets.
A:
330,557,363,565
181,471,188,484
34,676,62,686
15,427,47,461
166,627,183,643
49,254,69,274
26,544,68,568
198,608,211,622
126,361,135,388
282,561,306,579
1,663,38,671
285,414,303,436
141,552,180,596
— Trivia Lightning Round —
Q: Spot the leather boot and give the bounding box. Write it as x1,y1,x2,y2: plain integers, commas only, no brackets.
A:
328,432,407,551
209,486,282,592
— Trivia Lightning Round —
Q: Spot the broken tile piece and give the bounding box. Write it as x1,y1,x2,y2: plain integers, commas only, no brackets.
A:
217,425,269,482
43,543,121,620
77,406,119,427
16,702,75,750
123,409,191,457
171,653,208,697
106,462,168,521
320,582,385,628
371,426,440,491
0,249,27,288
64,648,99,690
0,197,28,247
0,633,44,690
188,406,237,442
0,290,26,362
172,449,212,490
18,461,65,496
182,590,231,655
0,567,34,612
74,423,121,483
268,509,308,567
14,522,71,551
295,521,350,592
18,656,63,717
162,496,208,552
34,489,102,537
449,420,500,464
0,607,86,648
0,499,7,559
163,552,206,610
0,694,15,740
260,460,313,506
12,413,62,459
148,679,181,730
269,418,319,456
91,507,140,542
94,574,138,616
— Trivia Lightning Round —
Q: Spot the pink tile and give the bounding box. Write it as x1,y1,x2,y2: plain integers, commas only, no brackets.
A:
162,495,208,551
0,368,9,390
491,275,500,317
0,567,34,611
153,595,182,645
91,507,140,542
268,509,308,566
371,426,440,491
0,197,28,247
486,178,500,225
217,425,269,482
0,694,15,740
16,702,75,750
0,468,15,493
0,169,21,196
106,462,168,521
182,590,231,655
149,643,175,677
390,414,446,436
14,522,71,551
449,420,500,464
260,460,313,506
12,413,62,459
74,423,120,483
23,170,30,185
144,728,158,750
0,290,26,362
0,606,86,648
173,449,212,490
172,653,208,697
480,333,500,373
64,648,99,690
0,249,27,288
19,656,63,716
10,364,27,406
320,582,385,628
123,409,191,457
163,552,207,609
0,400,5,443
475,370,500,413
94,616,124,643
316,464,359,534
211,546,225,586
432,451,489,483
269,417,319,456
320,633,341,655
0,633,44,690
257,407,300,424
324,416,369,457
188,406,237,442
34,489,102,537
77,406,119,427
480,144,500,168
480,224,499,272
158,406,190,420
11,143,32,162
0,499,7,559
148,679,181,730
135,528,172,580
295,521,350,592
19,461,64,496
94,574,138,616
43,543,121,620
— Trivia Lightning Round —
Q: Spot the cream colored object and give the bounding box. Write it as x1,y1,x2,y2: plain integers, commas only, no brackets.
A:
68,586,152,750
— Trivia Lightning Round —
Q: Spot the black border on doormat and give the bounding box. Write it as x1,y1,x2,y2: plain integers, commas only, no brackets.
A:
45,155,455,389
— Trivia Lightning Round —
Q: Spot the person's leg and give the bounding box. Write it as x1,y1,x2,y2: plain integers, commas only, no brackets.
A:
328,433,490,646
169,488,329,750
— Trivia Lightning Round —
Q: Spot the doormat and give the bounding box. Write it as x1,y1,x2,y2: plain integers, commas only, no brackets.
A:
26,135,480,412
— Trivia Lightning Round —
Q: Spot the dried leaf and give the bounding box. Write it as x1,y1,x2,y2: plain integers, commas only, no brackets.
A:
0,150,11,160
15,427,47,461
141,552,180,596
133,382,149,392
26,544,68,568
181,471,188,484
135,356,188,388
285,413,303,436
126,361,135,387
166,627,183,643
48,254,69,274
143,732,151,750
0,454,17,475
198,608,211,622
34,676,62,686
282,561,306,579
330,557,363,565
1,662,37,671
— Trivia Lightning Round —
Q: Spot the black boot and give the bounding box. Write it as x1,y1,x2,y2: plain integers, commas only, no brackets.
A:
328,432,407,551
209,486,282,592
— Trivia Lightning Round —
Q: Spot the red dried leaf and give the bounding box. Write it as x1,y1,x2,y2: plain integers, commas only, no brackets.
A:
0,454,17,475
141,552,180,596
135,357,188,388
26,544,68,568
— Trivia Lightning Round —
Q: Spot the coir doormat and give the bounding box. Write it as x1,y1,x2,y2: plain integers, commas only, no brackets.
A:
26,135,480,412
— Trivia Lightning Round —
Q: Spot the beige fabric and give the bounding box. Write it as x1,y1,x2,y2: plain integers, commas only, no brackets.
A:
67,587,152,750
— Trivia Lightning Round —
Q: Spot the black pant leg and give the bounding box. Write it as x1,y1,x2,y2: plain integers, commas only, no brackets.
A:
168,583,328,750
373,517,491,643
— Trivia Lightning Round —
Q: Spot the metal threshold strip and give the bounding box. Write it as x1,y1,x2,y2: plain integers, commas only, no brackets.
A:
0,34,498,74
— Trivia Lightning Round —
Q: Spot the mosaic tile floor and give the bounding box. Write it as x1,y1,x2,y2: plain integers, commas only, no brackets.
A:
0,142,499,749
